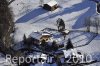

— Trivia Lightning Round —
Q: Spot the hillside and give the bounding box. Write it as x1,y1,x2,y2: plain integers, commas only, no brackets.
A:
6,0,100,66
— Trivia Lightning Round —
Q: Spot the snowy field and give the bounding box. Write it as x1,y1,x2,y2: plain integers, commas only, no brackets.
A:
5,0,100,66
9,0,97,43
10,0,96,42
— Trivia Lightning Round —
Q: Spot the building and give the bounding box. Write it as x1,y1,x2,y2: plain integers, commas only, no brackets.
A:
30,32,51,42
43,0,58,11
41,32,51,41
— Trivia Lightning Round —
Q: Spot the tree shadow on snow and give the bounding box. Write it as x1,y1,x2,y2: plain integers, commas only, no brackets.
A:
37,0,96,29
16,7,48,23
16,0,96,29
72,1,96,29
93,34,100,40
69,31,97,47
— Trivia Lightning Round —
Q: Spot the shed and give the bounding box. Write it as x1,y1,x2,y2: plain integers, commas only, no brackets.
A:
43,0,58,11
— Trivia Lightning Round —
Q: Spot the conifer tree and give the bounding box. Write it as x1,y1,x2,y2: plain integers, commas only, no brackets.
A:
23,34,27,44
57,18,65,32
52,41,58,51
66,38,73,50
41,39,46,50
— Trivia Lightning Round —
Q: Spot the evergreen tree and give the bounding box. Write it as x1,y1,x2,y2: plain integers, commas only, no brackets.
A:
41,39,46,50
66,38,73,50
52,41,58,51
57,18,65,32
41,39,46,47
23,34,27,44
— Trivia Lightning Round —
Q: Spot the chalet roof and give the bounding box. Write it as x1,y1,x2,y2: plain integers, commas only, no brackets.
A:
42,32,51,36
30,32,51,40
47,0,57,7
30,32,42,40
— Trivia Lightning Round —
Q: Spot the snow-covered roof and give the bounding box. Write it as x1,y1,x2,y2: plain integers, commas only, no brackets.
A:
30,32,51,40
30,32,42,40
47,0,57,7
42,32,51,36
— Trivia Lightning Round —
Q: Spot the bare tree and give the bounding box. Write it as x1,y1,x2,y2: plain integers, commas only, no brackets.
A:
8,0,15,5
0,0,14,48
85,15,100,34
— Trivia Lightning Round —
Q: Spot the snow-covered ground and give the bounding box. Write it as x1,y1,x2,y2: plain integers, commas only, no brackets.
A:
9,0,97,43
6,0,100,66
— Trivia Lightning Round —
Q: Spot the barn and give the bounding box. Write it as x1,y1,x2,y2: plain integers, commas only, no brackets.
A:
43,0,58,11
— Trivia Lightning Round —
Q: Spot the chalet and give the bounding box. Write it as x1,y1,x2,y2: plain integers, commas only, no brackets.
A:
43,0,58,11
41,32,51,41
30,32,51,42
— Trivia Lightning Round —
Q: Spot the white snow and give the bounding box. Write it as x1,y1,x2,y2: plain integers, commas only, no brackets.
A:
10,0,96,43
47,0,57,7
7,0,100,66
30,32,42,40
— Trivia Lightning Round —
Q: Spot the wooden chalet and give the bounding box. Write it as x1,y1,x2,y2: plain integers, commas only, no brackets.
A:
30,32,51,43
43,0,58,11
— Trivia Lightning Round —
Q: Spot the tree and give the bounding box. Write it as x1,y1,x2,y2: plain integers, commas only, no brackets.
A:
0,0,14,49
41,40,46,47
8,0,16,5
23,34,27,44
62,32,67,40
66,38,73,50
52,41,59,51
41,39,46,50
57,18,65,32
